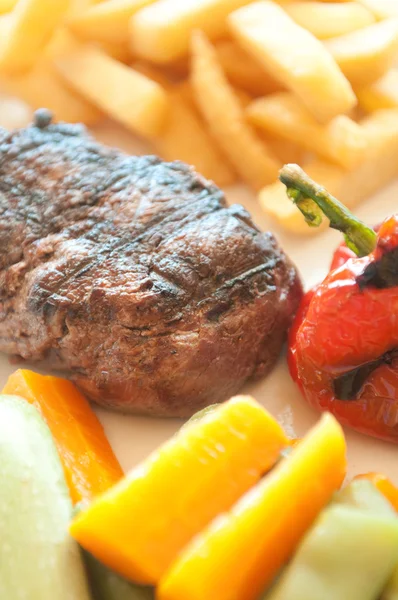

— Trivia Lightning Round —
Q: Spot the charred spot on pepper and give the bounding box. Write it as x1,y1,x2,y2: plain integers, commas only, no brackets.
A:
333,349,398,401
357,247,398,290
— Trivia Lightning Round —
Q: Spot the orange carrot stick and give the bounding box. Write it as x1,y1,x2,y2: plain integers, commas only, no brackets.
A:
354,472,398,511
158,413,347,600
2,369,123,504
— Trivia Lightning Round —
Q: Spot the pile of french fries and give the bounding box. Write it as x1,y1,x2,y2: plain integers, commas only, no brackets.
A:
1,0,398,234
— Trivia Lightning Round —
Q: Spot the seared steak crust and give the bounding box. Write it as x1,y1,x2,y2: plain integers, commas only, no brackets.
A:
0,113,302,416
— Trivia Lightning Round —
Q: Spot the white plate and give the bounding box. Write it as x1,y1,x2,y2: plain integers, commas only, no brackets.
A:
1,118,397,482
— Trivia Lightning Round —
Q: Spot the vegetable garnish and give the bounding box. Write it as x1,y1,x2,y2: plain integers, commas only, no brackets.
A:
158,414,346,600
70,397,288,585
265,480,398,600
281,164,398,442
354,473,398,512
0,396,91,599
279,163,377,255
2,369,123,503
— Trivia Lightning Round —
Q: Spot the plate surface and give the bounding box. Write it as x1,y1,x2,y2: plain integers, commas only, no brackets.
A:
1,119,397,482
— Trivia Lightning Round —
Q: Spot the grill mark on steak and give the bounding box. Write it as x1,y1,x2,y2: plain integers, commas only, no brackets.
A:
0,112,303,416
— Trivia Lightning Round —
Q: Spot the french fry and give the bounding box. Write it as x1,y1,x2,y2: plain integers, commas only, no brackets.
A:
67,0,102,17
0,0,71,74
0,0,16,13
68,0,156,45
264,136,306,166
285,2,375,40
55,45,169,138
259,109,398,234
130,0,254,64
215,40,283,96
325,18,398,88
156,86,236,187
133,64,236,186
0,59,103,125
163,56,190,79
95,41,131,63
191,31,278,191
357,69,398,112
0,13,11,45
233,85,253,109
45,26,86,59
0,27,103,124
247,92,369,168
228,1,356,123
357,0,398,19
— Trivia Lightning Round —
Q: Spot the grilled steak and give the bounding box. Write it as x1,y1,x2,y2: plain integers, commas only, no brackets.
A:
0,111,302,416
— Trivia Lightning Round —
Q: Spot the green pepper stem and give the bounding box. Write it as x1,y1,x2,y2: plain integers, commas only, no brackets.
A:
279,164,377,257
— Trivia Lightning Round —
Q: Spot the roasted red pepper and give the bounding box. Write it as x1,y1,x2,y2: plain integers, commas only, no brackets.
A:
281,164,398,443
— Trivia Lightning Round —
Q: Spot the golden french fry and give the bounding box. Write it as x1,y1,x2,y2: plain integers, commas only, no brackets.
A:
130,0,254,64
55,45,169,138
357,0,398,19
228,1,356,123
260,109,398,234
263,136,305,166
0,13,11,46
67,0,102,17
0,60,103,125
132,60,172,86
285,2,375,39
191,31,278,191
93,41,131,63
215,40,283,96
357,69,398,112
0,0,71,73
0,0,16,13
68,0,156,45
325,18,398,88
247,92,369,168
155,86,236,187
233,86,253,109
163,56,190,79
132,62,236,185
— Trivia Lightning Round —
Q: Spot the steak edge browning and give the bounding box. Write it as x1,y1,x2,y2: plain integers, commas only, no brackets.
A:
0,112,303,416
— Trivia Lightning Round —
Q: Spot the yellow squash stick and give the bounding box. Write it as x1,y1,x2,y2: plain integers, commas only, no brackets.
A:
2,369,123,504
0,0,16,12
158,414,347,600
70,396,288,585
